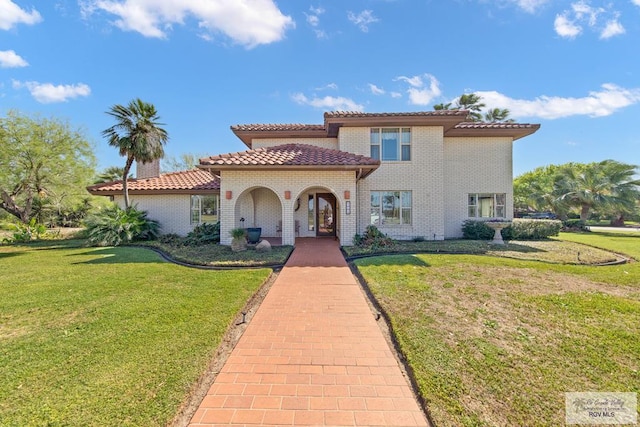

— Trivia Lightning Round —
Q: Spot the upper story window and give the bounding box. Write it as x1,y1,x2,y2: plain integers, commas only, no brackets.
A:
468,193,506,218
370,128,411,161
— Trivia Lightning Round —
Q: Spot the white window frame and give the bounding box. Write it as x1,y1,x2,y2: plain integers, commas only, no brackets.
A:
370,191,412,226
190,194,220,225
370,128,411,161
468,193,506,219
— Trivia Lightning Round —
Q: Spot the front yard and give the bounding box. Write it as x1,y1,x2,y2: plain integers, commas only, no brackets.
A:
1,231,638,426
0,240,271,426
355,231,640,426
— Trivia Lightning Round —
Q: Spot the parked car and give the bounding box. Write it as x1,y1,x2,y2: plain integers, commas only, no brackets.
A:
529,212,557,219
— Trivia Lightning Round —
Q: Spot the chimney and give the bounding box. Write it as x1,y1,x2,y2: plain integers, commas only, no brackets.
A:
136,159,160,179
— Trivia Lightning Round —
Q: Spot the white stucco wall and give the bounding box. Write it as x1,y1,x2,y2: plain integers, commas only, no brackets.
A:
443,137,514,238
341,126,446,240
219,170,356,246
113,194,194,236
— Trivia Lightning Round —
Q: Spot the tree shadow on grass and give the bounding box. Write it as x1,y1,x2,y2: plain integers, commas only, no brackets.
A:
71,247,165,265
0,251,24,259
353,254,431,268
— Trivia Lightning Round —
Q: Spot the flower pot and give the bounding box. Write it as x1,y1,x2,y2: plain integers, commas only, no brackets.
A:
246,227,262,244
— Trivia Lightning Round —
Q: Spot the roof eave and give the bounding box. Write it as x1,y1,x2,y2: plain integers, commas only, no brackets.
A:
231,128,329,148
445,124,541,141
198,163,380,175
323,114,467,136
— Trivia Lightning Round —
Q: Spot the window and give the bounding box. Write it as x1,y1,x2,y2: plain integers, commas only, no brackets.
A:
191,194,220,224
370,128,411,161
468,193,506,218
370,191,412,225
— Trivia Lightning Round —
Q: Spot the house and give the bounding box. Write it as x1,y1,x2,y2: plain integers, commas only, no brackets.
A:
87,110,540,246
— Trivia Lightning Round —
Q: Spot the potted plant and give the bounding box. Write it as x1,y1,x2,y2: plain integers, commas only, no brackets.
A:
246,227,262,244
230,227,247,252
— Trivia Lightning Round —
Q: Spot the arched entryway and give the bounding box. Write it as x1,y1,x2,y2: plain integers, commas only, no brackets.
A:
233,186,282,238
295,187,340,240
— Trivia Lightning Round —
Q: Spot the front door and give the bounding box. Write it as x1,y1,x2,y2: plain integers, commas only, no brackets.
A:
316,193,336,237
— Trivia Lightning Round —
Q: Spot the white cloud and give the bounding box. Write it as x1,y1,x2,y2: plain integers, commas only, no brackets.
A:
554,13,582,38
390,92,402,98
555,1,625,39
82,0,294,48
0,0,42,30
347,10,378,32
13,80,91,103
510,0,549,13
315,83,338,91
476,84,640,119
368,84,385,95
0,50,28,68
633,0,640,6
600,17,625,39
395,73,442,105
291,93,364,111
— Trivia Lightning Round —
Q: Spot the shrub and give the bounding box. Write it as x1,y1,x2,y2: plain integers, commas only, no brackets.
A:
562,219,589,232
462,220,494,240
84,205,160,247
353,225,394,249
186,222,220,245
462,219,562,241
2,218,49,243
511,219,562,239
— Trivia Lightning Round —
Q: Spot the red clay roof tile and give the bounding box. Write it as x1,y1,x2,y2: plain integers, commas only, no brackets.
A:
199,143,380,168
86,169,219,194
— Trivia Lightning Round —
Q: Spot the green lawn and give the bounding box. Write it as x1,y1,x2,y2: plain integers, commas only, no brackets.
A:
354,232,640,427
0,240,270,426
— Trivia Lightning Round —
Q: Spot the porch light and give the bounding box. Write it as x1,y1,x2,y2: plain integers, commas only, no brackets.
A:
344,190,350,200
225,190,232,200
284,191,291,200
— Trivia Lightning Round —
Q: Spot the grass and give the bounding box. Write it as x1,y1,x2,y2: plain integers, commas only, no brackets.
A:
344,238,620,265
0,240,271,426
140,240,294,267
354,232,640,427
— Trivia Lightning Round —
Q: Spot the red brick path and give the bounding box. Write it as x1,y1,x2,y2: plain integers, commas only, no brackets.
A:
188,238,428,426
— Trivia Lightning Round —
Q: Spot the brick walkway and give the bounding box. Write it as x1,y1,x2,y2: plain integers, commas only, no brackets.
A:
188,238,428,426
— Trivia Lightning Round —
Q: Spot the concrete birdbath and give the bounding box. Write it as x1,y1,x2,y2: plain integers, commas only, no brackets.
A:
486,221,511,245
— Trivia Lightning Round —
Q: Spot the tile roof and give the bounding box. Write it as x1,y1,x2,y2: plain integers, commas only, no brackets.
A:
230,124,326,132
324,110,469,119
86,169,219,194
453,122,539,130
200,143,380,168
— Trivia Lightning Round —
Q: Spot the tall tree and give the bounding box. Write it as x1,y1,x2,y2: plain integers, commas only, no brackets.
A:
94,166,127,184
484,108,514,123
557,160,640,221
0,111,96,223
433,93,512,122
161,153,207,172
102,99,168,208
455,93,485,121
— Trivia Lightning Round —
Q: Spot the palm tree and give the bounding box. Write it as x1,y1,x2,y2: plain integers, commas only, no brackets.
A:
102,99,168,208
455,93,485,121
556,160,640,221
94,166,127,184
484,108,513,123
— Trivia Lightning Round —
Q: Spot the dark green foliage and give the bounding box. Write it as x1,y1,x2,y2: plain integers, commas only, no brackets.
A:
353,225,395,249
462,220,495,240
3,218,48,243
83,204,160,246
186,222,220,245
563,219,590,232
463,219,562,241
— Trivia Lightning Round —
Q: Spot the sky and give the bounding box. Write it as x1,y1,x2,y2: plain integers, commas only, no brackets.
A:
1,0,639,177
